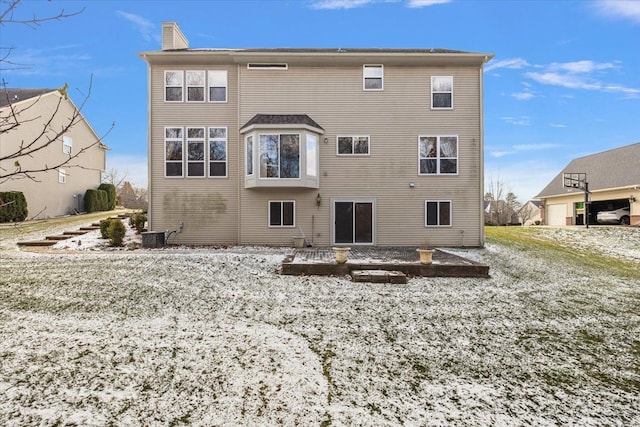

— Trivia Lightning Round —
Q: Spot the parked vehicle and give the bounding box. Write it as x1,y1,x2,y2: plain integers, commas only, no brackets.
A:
596,207,630,225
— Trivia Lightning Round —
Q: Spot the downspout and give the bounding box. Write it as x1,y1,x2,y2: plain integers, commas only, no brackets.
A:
237,62,242,245
479,61,486,247
145,57,153,229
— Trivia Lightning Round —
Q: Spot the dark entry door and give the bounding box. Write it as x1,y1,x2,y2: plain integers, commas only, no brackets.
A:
334,201,373,244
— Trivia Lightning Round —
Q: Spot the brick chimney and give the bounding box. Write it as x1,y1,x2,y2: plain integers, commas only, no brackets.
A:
162,22,189,50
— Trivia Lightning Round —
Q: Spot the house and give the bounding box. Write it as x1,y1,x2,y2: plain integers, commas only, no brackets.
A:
484,200,520,226
518,200,542,226
0,88,108,219
138,22,493,247
536,143,640,226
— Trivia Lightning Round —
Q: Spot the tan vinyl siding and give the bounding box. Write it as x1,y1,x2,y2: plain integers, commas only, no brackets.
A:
0,92,105,219
148,65,239,245
237,64,483,246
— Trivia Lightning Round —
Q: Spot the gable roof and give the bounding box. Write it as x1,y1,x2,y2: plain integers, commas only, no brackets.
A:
0,88,57,108
536,143,640,198
240,114,324,133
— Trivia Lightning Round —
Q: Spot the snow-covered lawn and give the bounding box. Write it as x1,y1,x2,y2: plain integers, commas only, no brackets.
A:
1,221,639,426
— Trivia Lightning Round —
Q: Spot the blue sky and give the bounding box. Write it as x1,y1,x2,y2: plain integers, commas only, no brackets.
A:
2,0,639,202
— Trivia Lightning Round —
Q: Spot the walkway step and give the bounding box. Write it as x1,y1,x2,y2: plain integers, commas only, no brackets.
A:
80,226,100,231
17,240,58,247
45,235,72,241
63,231,88,236
351,270,407,284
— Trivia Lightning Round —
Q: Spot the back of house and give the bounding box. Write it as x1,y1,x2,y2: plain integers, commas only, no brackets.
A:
138,22,493,247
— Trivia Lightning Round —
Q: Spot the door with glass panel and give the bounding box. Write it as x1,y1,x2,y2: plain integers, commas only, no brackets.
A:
334,201,373,244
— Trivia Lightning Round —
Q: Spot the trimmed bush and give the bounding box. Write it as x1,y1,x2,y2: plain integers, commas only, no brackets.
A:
0,191,28,222
98,183,116,210
107,219,126,246
99,219,112,239
129,213,147,234
84,189,109,213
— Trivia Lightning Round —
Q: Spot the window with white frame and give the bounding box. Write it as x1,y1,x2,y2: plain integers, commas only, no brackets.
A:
62,136,72,155
208,70,228,102
246,135,254,175
186,127,206,177
363,65,383,90
338,136,370,155
418,135,458,174
208,127,227,177
425,200,451,226
165,71,183,102
259,134,300,178
186,71,205,102
269,201,295,227
431,76,453,109
58,168,67,184
165,127,184,177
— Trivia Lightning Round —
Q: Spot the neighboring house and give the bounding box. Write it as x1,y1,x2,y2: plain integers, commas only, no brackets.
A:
138,22,493,247
0,88,108,219
518,200,542,226
484,200,520,226
536,143,640,226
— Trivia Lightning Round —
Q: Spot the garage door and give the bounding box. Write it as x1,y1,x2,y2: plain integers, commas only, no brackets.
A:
547,204,567,226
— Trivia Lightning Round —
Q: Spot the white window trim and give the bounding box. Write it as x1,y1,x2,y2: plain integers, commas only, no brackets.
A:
431,76,453,110
164,126,184,178
186,127,206,178
208,70,228,103
62,136,72,155
336,135,371,156
268,200,296,228
258,133,302,180
58,168,67,184
425,200,452,227
417,135,459,175
363,64,384,91
164,70,184,103
208,126,228,178
186,70,205,103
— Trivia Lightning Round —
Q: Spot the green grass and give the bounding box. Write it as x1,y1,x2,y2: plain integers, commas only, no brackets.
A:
485,226,638,279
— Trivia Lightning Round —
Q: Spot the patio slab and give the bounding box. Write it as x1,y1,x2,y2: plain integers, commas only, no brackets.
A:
281,247,490,278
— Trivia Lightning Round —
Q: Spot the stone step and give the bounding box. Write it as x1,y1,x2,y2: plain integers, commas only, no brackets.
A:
17,240,58,247
80,226,100,231
45,235,72,241
351,270,407,284
63,231,88,236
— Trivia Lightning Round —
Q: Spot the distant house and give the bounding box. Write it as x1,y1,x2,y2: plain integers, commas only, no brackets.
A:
484,200,519,226
0,88,108,219
518,200,542,226
536,143,639,226
138,22,493,247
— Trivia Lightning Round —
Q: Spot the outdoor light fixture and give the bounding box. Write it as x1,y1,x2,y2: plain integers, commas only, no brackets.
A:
630,195,637,203
323,137,329,144
316,193,322,207
409,182,415,188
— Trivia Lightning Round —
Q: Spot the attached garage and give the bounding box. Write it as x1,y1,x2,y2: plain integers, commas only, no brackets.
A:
546,204,567,226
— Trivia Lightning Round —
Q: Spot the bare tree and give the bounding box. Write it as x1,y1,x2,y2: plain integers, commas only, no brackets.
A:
0,0,113,185
102,168,129,189
518,202,536,226
485,176,521,225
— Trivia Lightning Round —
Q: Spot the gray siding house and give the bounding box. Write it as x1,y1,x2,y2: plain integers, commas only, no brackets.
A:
139,22,493,247
0,89,108,219
536,143,640,226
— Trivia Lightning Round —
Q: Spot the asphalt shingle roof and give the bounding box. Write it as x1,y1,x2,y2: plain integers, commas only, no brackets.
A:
0,88,56,108
241,114,324,131
536,143,640,198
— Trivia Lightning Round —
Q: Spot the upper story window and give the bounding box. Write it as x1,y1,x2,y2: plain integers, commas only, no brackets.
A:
186,127,206,177
431,76,453,109
418,135,458,175
62,136,73,155
425,200,452,227
337,135,370,155
259,134,300,179
165,71,183,102
58,169,67,184
165,127,184,177
209,127,227,177
208,70,228,102
186,71,205,102
246,135,254,176
363,65,383,91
